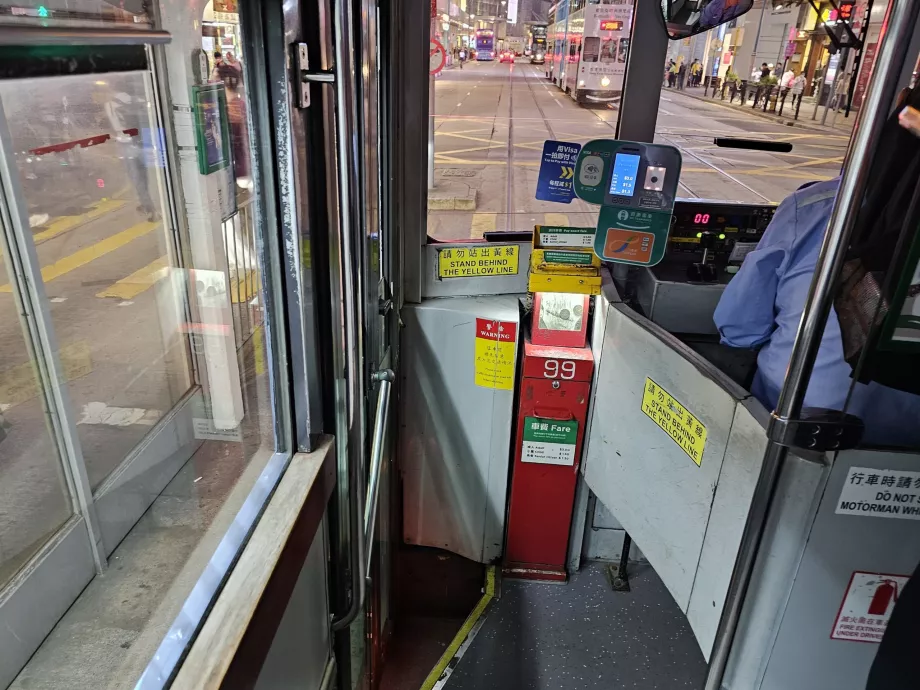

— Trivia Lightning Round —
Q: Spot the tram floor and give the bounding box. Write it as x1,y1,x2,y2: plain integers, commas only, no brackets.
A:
443,562,707,690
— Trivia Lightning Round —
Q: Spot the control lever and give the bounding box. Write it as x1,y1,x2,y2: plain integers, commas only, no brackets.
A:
687,230,722,283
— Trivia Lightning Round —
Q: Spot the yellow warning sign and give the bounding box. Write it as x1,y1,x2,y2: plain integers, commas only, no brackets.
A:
641,377,707,466
438,245,519,279
474,318,517,390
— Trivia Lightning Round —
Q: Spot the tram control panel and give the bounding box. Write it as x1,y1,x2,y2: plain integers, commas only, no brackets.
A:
632,199,777,335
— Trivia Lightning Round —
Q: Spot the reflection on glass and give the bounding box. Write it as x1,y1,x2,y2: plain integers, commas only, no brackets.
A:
0,0,150,26
1,25,276,690
2,72,192,489
0,253,72,587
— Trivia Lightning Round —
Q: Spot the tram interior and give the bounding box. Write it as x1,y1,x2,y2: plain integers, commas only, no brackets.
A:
1,0,920,687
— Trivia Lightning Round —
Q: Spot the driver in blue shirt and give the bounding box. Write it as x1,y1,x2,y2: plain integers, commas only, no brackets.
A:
713,177,920,447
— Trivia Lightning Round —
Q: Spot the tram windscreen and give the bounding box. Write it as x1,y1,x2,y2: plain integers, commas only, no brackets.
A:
424,2,855,242
609,153,640,197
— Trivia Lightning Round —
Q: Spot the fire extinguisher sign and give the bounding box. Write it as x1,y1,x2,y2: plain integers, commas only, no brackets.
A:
831,571,910,643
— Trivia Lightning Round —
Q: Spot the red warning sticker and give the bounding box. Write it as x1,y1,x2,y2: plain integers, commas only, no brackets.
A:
831,571,910,643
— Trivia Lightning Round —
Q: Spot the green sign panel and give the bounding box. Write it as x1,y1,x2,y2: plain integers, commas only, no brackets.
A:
543,250,594,266
594,206,673,267
573,139,617,205
573,138,682,267
536,225,595,248
522,417,579,466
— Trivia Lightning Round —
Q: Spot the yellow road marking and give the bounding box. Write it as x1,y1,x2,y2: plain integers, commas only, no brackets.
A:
0,198,128,260
434,128,493,137
435,131,502,146
96,255,168,299
434,156,540,166
0,220,159,293
436,142,507,156
742,155,844,175
0,340,92,407
470,213,497,239
230,269,260,304
419,566,496,690
33,199,127,246
253,325,265,376
544,213,570,226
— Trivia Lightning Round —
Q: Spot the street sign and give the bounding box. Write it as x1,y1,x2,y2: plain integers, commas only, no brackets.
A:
535,140,581,203
429,38,446,75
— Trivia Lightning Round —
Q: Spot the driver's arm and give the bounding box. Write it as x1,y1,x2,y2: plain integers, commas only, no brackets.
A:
713,194,798,348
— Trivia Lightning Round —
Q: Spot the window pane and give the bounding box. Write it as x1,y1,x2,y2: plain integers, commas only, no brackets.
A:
0,252,73,588
427,7,629,241
657,22,853,204
2,16,277,690
2,71,194,489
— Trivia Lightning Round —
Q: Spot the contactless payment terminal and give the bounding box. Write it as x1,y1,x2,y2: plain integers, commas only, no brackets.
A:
573,139,681,267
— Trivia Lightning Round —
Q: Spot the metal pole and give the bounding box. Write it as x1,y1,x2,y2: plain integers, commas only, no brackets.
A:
330,0,368,632
822,48,848,125
428,17,436,191
812,48,827,120
703,0,920,687
747,0,768,80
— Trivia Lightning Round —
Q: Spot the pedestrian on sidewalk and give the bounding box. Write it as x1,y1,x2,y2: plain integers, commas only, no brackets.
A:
760,62,771,81
459,48,465,68
791,72,806,112
690,59,701,86
666,59,677,87
780,67,795,93
832,74,849,111
678,60,687,90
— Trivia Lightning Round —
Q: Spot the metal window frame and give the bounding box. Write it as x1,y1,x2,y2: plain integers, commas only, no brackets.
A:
391,0,428,304
0,0,324,684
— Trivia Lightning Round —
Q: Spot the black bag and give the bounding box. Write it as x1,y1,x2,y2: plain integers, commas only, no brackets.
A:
834,85,920,394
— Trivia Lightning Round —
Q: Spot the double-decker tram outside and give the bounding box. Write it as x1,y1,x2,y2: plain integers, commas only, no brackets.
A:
559,0,634,103
1,0,920,688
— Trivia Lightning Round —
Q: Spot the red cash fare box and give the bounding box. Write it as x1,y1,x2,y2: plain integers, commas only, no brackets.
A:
505,336,594,580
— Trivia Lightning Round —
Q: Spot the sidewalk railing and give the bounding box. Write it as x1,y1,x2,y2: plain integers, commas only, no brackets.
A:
672,82,856,133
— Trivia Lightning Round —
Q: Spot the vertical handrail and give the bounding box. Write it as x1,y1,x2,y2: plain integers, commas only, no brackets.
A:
703,0,920,687
330,0,368,632
364,370,395,579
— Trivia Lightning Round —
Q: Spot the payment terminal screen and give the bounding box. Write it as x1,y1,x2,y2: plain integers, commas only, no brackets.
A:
608,153,640,197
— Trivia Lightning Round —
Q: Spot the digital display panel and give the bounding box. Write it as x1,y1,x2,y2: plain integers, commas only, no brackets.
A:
608,153,640,197
599,20,623,30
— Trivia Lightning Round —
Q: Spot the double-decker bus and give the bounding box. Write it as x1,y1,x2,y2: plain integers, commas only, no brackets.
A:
545,0,569,83
530,24,547,62
475,29,495,60
561,0,633,106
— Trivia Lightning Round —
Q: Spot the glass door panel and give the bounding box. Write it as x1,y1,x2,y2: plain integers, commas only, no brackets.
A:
0,71,193,493
0,234,73,588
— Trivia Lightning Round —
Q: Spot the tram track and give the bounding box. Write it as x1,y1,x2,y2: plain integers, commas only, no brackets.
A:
502,63,565,232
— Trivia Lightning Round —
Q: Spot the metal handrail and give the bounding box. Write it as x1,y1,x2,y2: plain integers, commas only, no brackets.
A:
703,0,920,687
365,369,395,579
329,0,366,632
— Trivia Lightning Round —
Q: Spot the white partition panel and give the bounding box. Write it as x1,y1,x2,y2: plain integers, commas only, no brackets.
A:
400,297,521,563
583,304,739,610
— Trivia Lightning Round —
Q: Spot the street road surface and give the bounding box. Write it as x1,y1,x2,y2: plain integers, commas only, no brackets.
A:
429,59,849,241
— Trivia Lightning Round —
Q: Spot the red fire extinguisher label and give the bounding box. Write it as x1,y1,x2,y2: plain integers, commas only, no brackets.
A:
831,571,910,643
